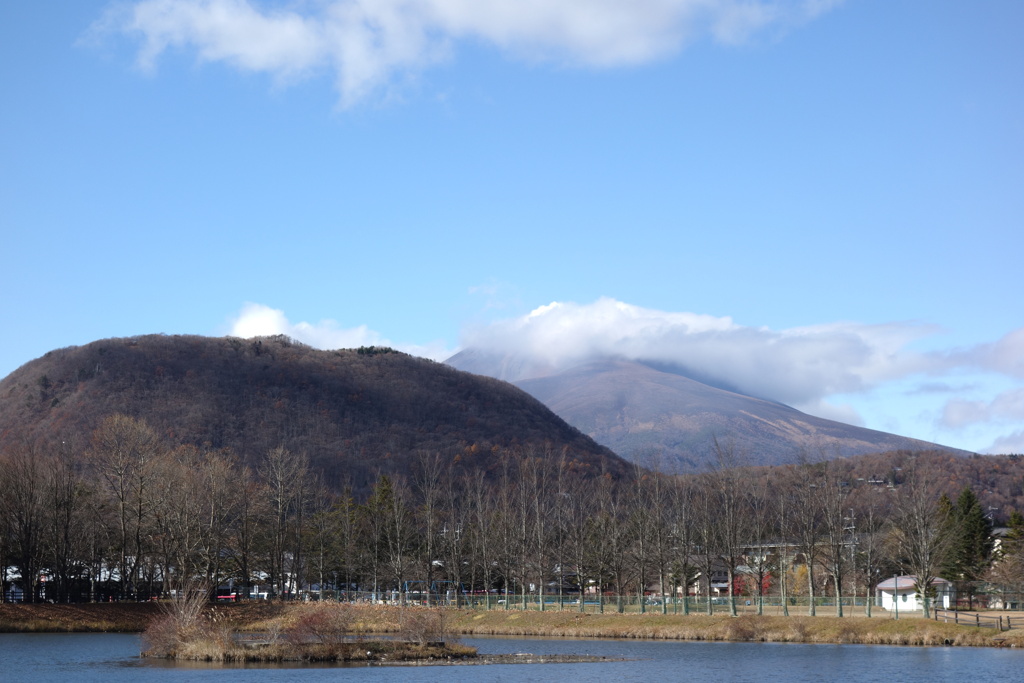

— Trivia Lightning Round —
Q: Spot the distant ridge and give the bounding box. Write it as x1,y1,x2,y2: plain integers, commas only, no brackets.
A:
0,335,632,490
447,352,969,471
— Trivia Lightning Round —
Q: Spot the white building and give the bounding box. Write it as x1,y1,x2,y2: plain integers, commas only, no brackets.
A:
876,575,954,611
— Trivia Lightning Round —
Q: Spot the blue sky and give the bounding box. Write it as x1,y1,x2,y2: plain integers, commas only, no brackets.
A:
2,1,1022,453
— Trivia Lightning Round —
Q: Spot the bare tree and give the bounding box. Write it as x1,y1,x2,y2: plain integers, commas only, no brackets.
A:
563,470,598,612
331,486,360,600
710,439,748,617
412,452,445,605
521,447,556,611
743,472,775,615
228,464,266,600
198,449,239,593
0,440,46,602
789,464,825,616
691,472,721,615
629,467,672,614
259,447,311,598
669,476,698,614
888,472,954,618
87,414,164,599
42,437,94,602
853,492,888,618
439,466,470,606
649,470,675,614
818,463,854,617
775,474,792,616
467,469,498,608
594,475,629,613
363,474,415,601
149,445,206,597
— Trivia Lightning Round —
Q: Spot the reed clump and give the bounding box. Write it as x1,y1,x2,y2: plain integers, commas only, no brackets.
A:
141,601,476,663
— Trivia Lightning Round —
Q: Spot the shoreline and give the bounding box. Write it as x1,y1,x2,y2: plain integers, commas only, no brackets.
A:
2,602,1022,649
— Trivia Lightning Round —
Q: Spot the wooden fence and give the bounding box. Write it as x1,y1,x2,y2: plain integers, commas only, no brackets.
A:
933,608,1024,631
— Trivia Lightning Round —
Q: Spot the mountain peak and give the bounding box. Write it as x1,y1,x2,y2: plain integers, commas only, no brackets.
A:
447,352,968,471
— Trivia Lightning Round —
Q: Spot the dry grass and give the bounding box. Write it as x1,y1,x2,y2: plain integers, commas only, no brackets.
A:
0,602,161,632
147,638,477,663
141,601,472,663
142,589,235,658
405,608,1024,648
6,602,1023,649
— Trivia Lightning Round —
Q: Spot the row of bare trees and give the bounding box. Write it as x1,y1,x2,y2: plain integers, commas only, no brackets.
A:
0,416,319,602
1,417,1013,617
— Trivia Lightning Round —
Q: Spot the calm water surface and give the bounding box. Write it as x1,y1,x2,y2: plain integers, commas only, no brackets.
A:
1,632,1021,682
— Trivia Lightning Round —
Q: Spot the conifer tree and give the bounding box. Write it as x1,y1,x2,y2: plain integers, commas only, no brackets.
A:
941,487,993,608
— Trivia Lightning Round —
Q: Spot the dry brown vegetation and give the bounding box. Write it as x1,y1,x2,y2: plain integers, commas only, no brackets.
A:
141,601,472,662
0,334,628,495
430,608,1024,648
0,602,161,632
5,602,1023,648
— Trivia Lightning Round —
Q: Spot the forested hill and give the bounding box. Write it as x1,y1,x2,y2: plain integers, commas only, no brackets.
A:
0,335,631,490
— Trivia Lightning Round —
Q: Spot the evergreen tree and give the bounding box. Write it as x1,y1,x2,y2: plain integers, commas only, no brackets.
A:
941,487,994,608
996,509,1024,578
1003,510,1024,557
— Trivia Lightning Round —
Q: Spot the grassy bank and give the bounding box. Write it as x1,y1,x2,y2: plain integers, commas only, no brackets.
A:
442,609,1024,647
339,605,1024,648
0,601,283,633
4,602,1023,648
0,602,162,632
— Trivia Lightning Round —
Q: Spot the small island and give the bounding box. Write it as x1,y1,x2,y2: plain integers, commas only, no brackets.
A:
142,596,473,663
140,597,620,666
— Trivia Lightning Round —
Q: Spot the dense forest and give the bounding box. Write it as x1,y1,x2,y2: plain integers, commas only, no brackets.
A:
0,334,630,492
2,416,1022,617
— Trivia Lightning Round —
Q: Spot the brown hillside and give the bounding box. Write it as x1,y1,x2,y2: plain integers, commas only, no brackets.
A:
0,335,631,490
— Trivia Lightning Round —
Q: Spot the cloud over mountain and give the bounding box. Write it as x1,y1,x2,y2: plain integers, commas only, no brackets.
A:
456,299,1024,453
459,298,946,408
227,299,1023,453
92,0,845,105
228,302,451,360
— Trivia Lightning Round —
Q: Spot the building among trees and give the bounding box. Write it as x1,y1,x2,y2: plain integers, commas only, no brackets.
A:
876,576,954,612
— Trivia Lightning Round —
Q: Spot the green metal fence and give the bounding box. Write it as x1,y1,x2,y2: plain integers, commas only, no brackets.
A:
317,590,888,615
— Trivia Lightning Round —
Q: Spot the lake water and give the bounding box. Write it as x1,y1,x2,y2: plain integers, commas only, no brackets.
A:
1,632,1021,682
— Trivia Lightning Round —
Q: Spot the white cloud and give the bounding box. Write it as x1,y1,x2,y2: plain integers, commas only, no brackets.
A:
225,299,1020,450
92,0,846,106
460,297,946,407
941,387,1024,430
791,398,864,427
977,327,1024,378
227,302,452,360
986,429,1024,455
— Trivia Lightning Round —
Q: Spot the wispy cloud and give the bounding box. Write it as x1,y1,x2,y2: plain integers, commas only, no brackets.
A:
905,381,979,396
460,297,946,407
228,302,452,360
987,429,1024,455
970,327,1024,378
941,387,1024,430
227,299,1022,452
457,298,1024,451
90,0,845,106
